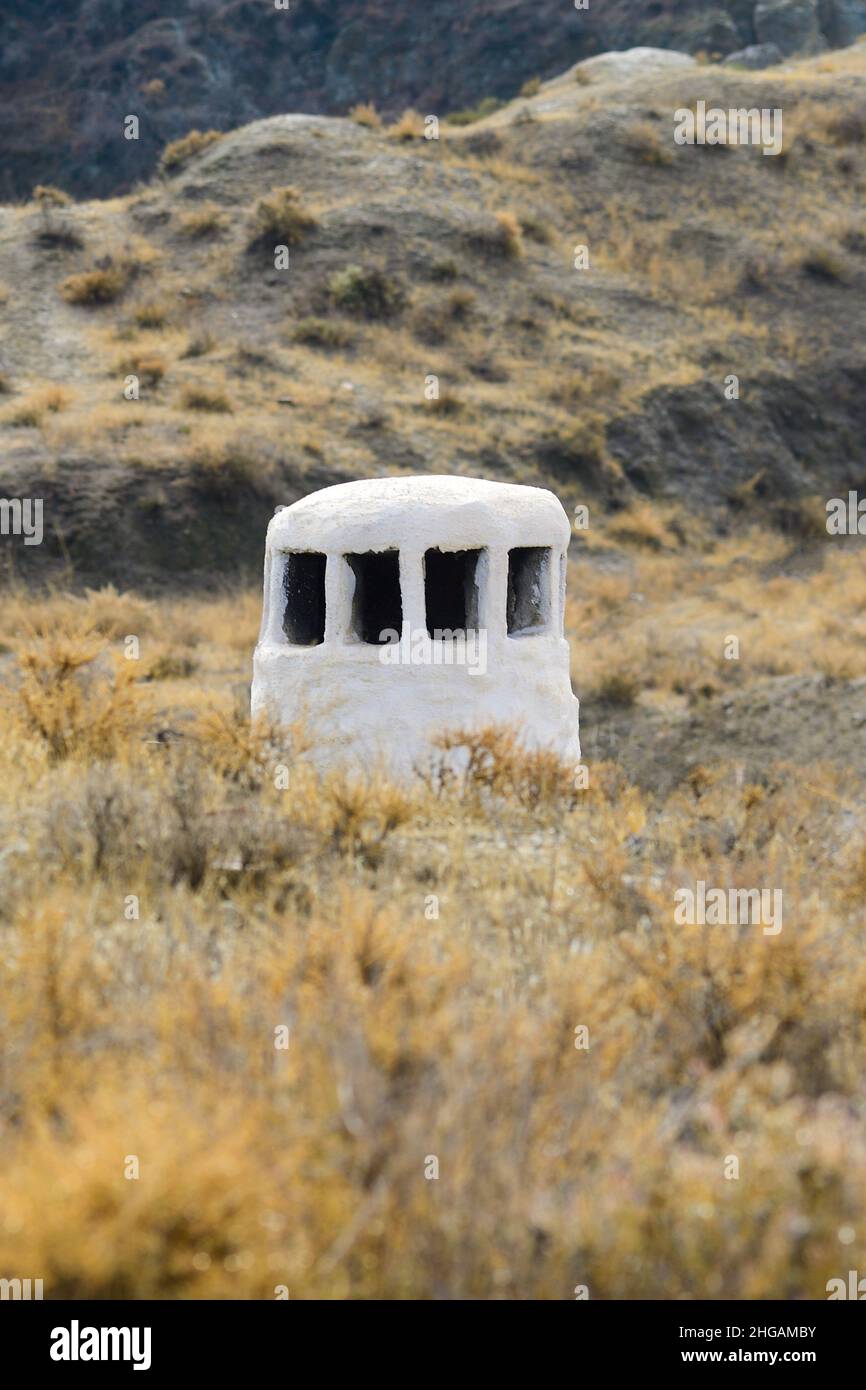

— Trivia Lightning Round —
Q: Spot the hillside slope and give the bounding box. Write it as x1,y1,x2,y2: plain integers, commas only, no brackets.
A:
2,0,866,200
1,44,864,588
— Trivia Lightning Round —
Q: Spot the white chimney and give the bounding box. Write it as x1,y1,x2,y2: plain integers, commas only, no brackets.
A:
252,475,580,773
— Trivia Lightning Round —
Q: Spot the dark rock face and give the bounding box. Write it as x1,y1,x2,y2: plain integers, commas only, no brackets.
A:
754,0,827,53
820,0,866,43
0,0,864,202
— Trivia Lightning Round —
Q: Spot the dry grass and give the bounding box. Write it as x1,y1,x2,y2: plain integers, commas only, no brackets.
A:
426,384,464,416
411,287,476,344
59,241,160,308
115,351,167,388
292,317,355,349
159,129,223,174
349,103,382,129
624,120,674,166
571,523,866,705
60,263,128,306
29,184,82,248
6,626,147,762
446,96,504,126
386,109,426,141
248,186,318,249
31,183,71,210
176,203,227,238
1,384,72,427
183,429,276,486
328,264,405,320
488,210,525,259
0,554,863,1298
131,298,173,329
179,382,233,414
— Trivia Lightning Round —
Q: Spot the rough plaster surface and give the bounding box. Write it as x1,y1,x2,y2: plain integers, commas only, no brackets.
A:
252,476,581,774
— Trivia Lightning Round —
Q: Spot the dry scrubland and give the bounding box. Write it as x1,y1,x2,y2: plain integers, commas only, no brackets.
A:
0,516,864,1299
0,45,865,1299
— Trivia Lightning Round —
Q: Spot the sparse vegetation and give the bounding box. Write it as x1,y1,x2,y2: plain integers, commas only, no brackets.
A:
328,264,405,319
821,102,866,145
3,385,71,427
177,203,227,238
446,96,504,126
143,650,198,681
538,416,608,474
159,129,223,174
519,211,553,244
293,317,354,349
60,262,128,305
386,109,425,141
179,382,233,413
8,627,145,761
625,120,674,166
131,299,172,329
800,243,849,282
428,257,459,282
590,665,641,706
427,385,464,415
30,184,82,248
349,102,382,129
606,502,683,552
412,287,476,343
248,185,318,248
186,433,272,487
140,77,166,101
31,183,71,210
181,333,216,360
470,209,525,260
116,352,167,388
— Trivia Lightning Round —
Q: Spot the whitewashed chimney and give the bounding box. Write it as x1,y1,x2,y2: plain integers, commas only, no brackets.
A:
252,476,580,772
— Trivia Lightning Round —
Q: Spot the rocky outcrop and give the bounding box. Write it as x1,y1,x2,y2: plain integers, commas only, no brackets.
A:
574,49,698,83
722,41,785,63
754,0,827,54
820,0,866,43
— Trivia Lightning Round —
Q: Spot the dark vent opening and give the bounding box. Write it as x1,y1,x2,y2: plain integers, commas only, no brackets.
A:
282,551,327,646
424,548,482,635
346,550,402,644
507,546,550,636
